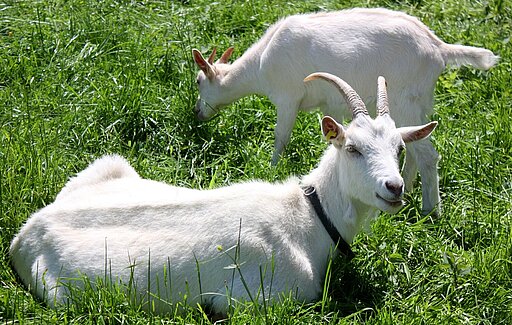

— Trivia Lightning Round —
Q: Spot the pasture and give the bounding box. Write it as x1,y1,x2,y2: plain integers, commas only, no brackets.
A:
1,0,511,323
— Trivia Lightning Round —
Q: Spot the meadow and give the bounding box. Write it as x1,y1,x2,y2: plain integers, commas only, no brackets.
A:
1,0,511,323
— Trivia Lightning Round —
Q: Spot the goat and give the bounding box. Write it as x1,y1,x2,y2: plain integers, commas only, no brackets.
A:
10,73,436,315
192,8,498,215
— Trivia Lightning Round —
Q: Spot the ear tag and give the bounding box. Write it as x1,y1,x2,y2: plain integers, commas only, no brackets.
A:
326,130,337,140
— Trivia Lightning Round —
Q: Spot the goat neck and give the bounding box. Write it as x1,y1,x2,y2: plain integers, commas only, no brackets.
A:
221,52,264,97
301,146,375,246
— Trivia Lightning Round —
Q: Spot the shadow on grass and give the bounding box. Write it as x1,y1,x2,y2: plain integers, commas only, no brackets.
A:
324,256,386,321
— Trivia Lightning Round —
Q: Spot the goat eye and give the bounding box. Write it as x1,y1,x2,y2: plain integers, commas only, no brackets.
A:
346,145,360,155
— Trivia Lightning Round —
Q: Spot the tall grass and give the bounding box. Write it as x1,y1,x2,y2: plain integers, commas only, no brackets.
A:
1,0,511,323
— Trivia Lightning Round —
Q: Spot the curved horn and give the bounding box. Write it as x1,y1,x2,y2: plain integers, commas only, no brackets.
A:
304,72,368,118
377,76,389,116
218,47,234,64
207,47,217,65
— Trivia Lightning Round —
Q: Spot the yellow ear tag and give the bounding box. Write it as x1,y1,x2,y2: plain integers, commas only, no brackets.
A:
326,130,337,140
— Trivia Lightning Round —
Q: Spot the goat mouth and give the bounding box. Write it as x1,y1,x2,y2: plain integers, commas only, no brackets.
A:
376,193,403,207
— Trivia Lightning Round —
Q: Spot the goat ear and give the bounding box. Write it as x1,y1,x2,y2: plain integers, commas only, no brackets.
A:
218,47,234,64
398,121,438,143
321,116,345,145
192,49,216,79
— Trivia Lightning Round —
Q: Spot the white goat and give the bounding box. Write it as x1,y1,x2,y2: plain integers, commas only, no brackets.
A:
192,8,498,215
10,74,436,315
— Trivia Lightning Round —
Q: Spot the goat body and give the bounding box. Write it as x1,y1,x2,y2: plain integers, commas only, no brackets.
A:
193,8,498,215
11,74,436,314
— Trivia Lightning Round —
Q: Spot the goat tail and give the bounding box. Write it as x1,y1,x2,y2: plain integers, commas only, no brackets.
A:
83,154,140,182
56,155,140,200
441,43,499,70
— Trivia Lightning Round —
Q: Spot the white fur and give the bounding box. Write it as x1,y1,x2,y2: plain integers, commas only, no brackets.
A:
10,76,437,315
193,8,498,215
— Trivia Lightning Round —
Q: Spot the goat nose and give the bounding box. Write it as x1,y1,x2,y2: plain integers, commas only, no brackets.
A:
385,180,404,197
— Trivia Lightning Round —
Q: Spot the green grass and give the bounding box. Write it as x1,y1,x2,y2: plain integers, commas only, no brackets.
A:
1,0,511,323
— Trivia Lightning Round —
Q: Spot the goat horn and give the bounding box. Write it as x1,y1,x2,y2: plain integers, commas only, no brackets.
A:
304,72,368,118
207,47,217,65
376,76,389,116
218,47,234,64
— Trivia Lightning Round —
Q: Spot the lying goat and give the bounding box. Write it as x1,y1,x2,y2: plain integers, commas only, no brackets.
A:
10,73,436,315
193,8,498,215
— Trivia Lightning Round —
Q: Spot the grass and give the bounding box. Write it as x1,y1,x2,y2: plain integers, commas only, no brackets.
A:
1,0,511,323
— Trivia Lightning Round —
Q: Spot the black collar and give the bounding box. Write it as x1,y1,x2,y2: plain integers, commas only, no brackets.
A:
302,185,355,260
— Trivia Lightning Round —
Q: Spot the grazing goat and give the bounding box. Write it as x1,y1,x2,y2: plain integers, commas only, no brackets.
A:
192,8,498,215
10,74,436,315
